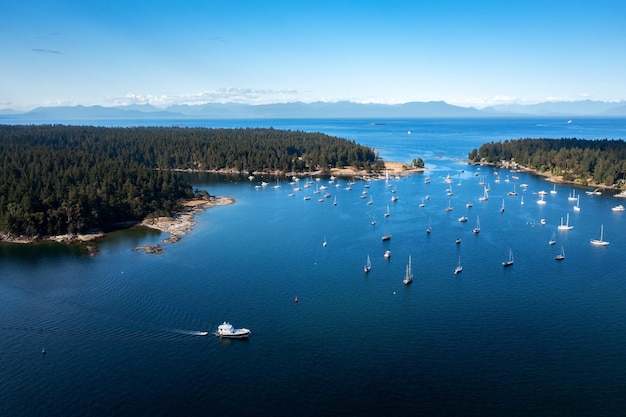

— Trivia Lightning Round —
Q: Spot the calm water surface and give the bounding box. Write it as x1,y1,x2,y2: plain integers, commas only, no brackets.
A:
1,118,626,416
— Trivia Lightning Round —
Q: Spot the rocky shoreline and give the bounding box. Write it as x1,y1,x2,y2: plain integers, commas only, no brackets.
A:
0,196,235,252
132,196,235,254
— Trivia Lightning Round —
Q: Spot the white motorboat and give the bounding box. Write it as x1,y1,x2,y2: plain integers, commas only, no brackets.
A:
215,322,251,339
611,204,625,212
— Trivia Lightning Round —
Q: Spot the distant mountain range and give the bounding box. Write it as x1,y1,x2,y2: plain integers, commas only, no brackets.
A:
2,100,626,121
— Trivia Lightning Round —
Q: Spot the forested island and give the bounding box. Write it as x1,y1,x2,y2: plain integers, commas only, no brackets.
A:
469,138,626,187
0,125,380,241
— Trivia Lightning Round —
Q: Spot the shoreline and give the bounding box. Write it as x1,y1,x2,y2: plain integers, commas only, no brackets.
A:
0,161,414,247
0,196,235,248
470,160,623,191
176,161,426,179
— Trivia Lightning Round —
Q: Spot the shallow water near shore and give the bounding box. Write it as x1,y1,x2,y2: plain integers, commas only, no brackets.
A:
2,117,626,416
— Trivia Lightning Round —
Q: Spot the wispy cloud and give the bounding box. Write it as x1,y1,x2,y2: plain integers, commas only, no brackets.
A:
108,88,303,107
32,48,62,54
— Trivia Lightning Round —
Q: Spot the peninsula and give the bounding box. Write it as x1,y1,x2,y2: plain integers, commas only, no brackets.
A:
0,124,398,244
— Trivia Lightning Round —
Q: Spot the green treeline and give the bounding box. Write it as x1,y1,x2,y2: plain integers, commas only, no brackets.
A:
469,138,626,186
0,125,379,237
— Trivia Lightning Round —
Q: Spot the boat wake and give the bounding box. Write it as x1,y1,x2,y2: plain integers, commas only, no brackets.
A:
170,329,209,336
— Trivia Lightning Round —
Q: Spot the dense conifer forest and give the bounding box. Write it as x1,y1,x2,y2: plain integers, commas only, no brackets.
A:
0,125,379,238
469,138,626,186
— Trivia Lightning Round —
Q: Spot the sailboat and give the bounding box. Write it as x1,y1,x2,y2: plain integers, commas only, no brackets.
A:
478,187,489,201
500,199,505,213
537,193,546,205
507,184,518,196
333,196,337,206
419,198,425,208
502,249,514,267
573,195,580,212
550,184,557,194
445,199,453,212
371,214,376,226
426,217,432,234
454,257,463,275
364,255,372,273
520,195,524,205
590,224,609,246
403,255,413,285
557,213,574,231
472,215,480,234
548,232,556,245
384,205,391,217
568,189,577,201
323,236,327,247
555,246,565,261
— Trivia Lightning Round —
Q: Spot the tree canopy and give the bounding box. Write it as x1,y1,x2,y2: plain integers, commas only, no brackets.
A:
0,125,379,237
469,138,626,186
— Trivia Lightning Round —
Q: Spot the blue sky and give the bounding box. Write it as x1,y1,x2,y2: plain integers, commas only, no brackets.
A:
2,0,625,110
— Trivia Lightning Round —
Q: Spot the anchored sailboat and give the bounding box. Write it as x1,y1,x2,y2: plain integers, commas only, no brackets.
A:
403,255,413,285
590,224,609,246
502,249,514,267
364,255,372,273
557,213,574,231
472,215,480,234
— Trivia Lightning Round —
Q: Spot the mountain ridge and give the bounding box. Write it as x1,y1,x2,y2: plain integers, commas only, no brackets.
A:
1,100,626,120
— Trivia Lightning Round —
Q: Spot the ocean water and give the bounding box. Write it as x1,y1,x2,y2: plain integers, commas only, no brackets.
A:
1,118,626,416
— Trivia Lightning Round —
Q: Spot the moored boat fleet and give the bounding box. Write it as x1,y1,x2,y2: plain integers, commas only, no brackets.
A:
253,168,619,286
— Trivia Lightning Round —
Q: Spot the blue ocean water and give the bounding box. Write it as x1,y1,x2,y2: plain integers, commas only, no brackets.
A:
1,118,626,416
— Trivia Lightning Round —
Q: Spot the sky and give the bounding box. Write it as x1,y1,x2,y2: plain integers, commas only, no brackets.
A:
2,0,626,111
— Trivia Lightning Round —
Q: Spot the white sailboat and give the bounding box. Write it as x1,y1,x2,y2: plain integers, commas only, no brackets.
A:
445,199,453,212
568,189,577,201
403,255,413,285
419,198,425,208
478,187,489,201
502,249,514,267
364,255,372,273
537,193,546,205
472,215,480,234
384,205,391,217
557,213,573,231
454,256,463,275
590,224,609,246
550,184,557,194
555,246,565,261
573,195,580,212
426,217,432,234
500,199,505,213
323,236,327,247
548,232,556,245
